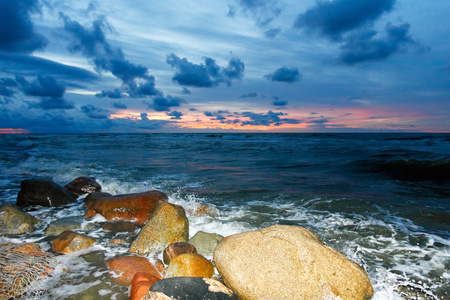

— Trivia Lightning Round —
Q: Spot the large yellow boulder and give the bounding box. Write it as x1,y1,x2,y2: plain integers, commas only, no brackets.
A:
213,225,374,300
164,253,214,278
130,201,189,255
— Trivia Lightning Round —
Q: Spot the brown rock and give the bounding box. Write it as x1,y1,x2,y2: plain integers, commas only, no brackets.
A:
106,256,163,285
163,242,197,265
129,272,161,300
64,177,101,195
102,221,138,233
52,230,96,254
187,203,211,216
213,225,374,300
164,253,215,279
83,192,112,208
109,238,128,245
130,201,189,255
83,190,168,226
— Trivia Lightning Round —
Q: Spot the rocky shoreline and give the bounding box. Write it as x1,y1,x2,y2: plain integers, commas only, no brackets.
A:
2,176,376,299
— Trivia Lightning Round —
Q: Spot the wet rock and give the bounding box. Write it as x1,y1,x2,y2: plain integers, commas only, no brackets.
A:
129,272,161,300
44,216,91,236
84,190,168,226
0,243,57,299
17,179,77,207
64,176,101,195
163,242,197,265
165,253,215,278
83,192,112,208
51,230,96,254
188,231,224,257
396,284,437,300
213,225,374,300
187,203,213,216
146,277,239,300
130,201,189,255
102,221,138,233
109,238,128,245
106,256,162,285
0,203,41,235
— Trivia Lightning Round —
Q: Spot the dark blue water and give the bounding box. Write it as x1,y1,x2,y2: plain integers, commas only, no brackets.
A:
0,133,449,299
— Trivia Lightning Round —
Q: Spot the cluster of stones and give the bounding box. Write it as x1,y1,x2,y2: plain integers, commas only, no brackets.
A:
1,177,375,299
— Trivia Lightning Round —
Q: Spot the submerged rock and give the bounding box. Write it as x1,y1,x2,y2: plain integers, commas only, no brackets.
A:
374,159,450,182
130,201,189,255
0,243,57,299
163,242,197,265
64,176,101,195
164,253,215,279
106,256,163,285
146,277,239,300
213,224,374,300
44,216,92,236
189,231,224,257
52,230,96,254
84,190,168,226
17,179,78,207
0,203,41,235
102,221,138,233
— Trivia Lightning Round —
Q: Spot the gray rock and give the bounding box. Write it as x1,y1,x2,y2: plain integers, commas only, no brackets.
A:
0,203,41,235
189,231,224,257
44,216,92,236
64,176,101,195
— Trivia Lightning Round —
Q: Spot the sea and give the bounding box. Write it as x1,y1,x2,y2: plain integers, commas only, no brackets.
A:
0,133,449,299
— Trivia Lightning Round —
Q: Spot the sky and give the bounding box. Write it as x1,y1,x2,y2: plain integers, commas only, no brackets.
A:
0,0,449,133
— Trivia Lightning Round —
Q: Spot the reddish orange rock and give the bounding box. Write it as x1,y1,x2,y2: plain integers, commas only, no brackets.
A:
164,253,215,279
106,256,163,285
84,190,168,226
52,230,96,254
129,272,161,300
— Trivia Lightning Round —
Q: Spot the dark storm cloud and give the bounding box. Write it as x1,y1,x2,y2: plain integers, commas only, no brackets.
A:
28,98,75,110
166,54,245,88
182,87,191,95
264,28,281,38
112,102,127,109
144,95,185,112
81,104,110,119
241,111,301,126
239,92,258,98
272,96,287,106
0,78,18,97
16,75,66,98
294,0,395,40
0,0,48,53
0,53,99,82
204,110,230,121
61,14,160,98
265,67,302,83
166,110,183,119
230,0,281,28
96,89,122,98
141,113,148,120
339,22,422,65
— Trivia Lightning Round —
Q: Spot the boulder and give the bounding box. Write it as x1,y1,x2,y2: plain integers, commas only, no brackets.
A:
130,201,189,255
146,277,239,300
51,230,96,254
17,179,77,207
83,192,112,208
0,203,41,235
102,221,138,233
64,176,101,195
189,231,224,257
163,242,197,265
213,225,374,300
129,272,161,300
106,256,162,285
164,253,215,278
44,216,92,236
84,190,168,226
